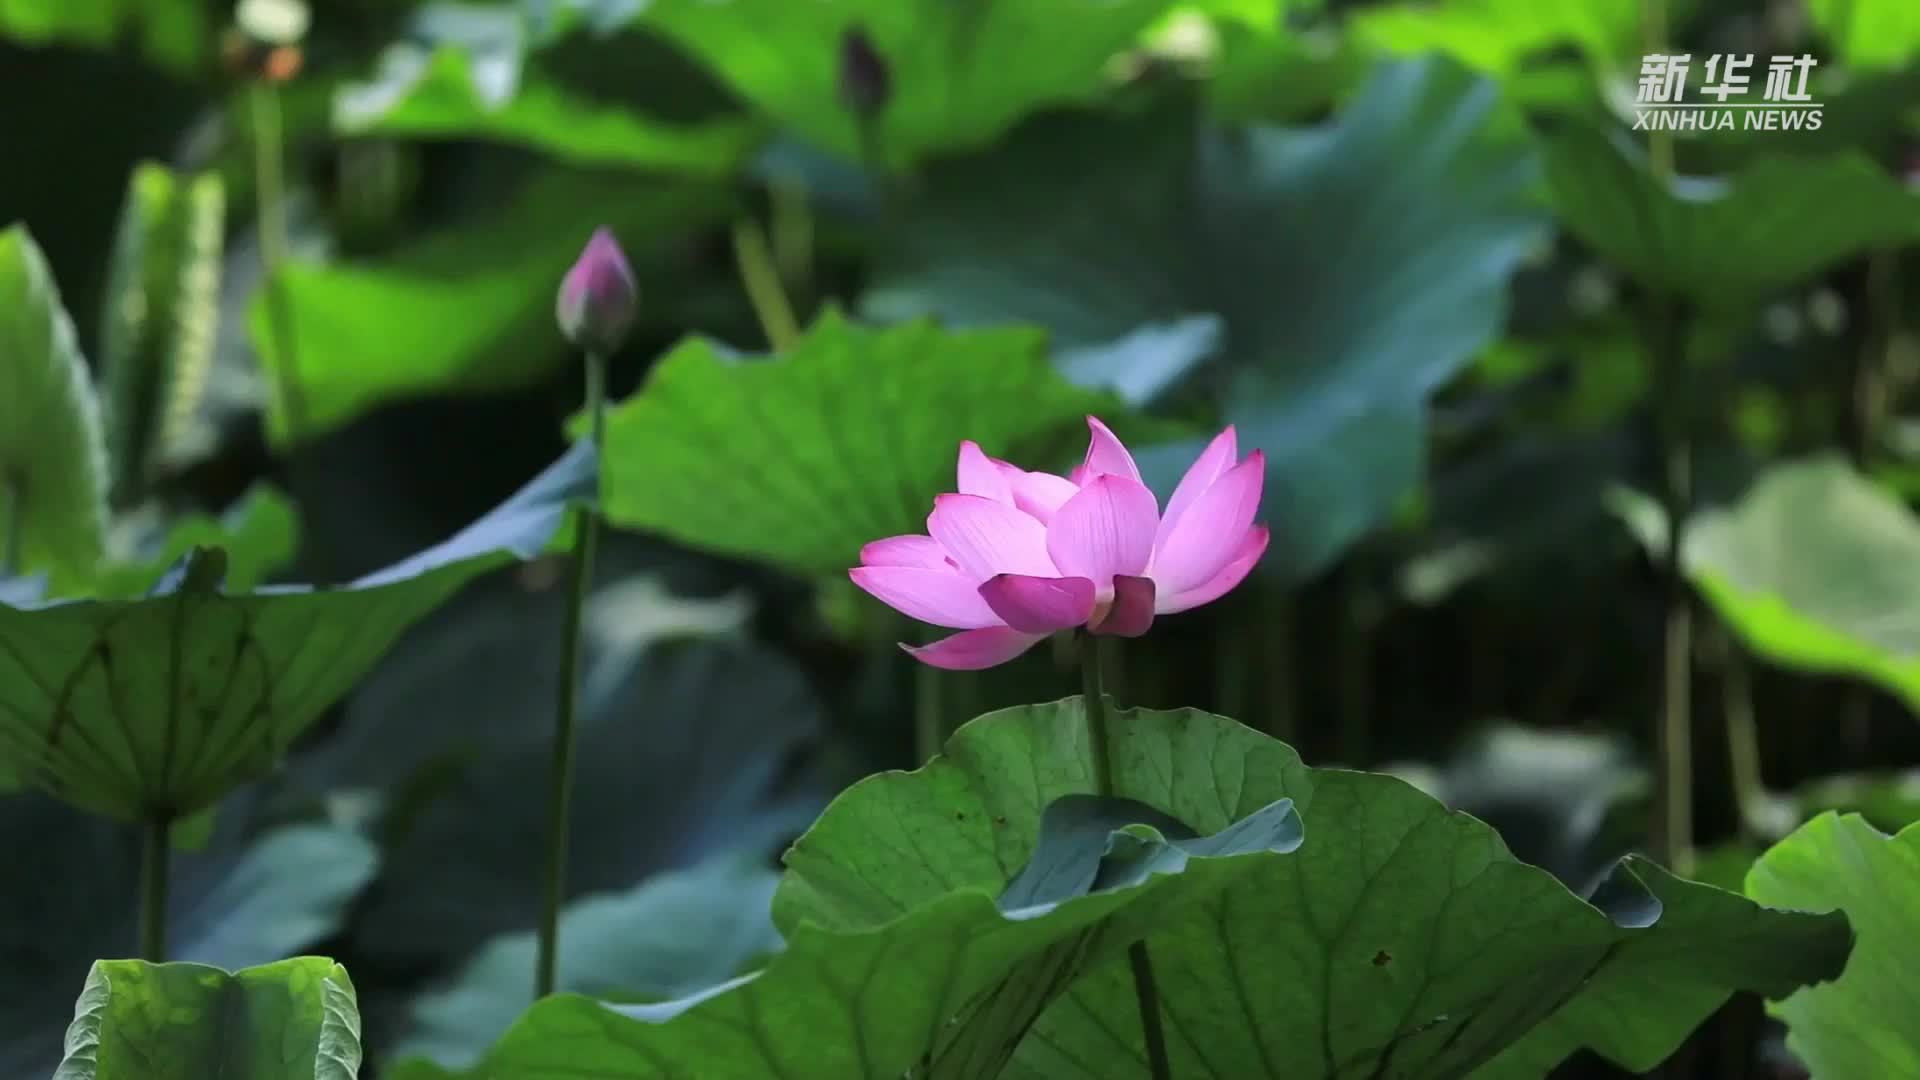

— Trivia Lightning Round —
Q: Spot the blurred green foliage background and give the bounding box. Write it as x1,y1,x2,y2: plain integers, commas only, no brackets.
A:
2,0,1919,1075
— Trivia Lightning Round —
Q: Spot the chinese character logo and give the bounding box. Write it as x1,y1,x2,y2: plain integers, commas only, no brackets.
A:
1764,55,1817,101
1701,54,1751,101
1634,53,1823,134
1636,54,1691,103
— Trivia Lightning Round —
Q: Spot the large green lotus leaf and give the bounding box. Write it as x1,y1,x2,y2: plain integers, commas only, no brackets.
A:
97,164,224,509
0,441,593,819
597,309,1151,577
53,956,361,1080
637,0,1173,168
250,169,725,444
0,226,111,592
1353,0,1639,74
864,57,1547,581
0,0,207,73
386,764,1306,1078
333,3,762,175
336,47,762,173
1659,456,1920,716
388,856,784,1070
758,701,1847,1078
1745,813,1919,1077
0,794,376,1077
1545,124,1920,303
1394,430,1634,608
1810,0,1920,69
1691,65,1920,165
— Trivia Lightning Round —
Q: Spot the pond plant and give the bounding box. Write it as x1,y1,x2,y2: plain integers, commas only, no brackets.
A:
4,0,1919,1077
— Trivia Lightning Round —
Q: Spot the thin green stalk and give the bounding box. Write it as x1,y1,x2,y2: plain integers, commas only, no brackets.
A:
1079,632,1172,1080
1336,583,1373,767
139,816,170,961
1639,0,1692,880
1650,296,1694,876
1215,597,1253,723
1721,635,1765,840
250,84,308,443
948,666,981,736
731,219,800,351
1132,644,1165,711
1841,253,1897,750
2,475,21,577
535,348,607,999
250,82,335,584
1639,0,1674,178
914,636,944,765
1101,638,1127,707
1264,588,1297,745
857,117,897,224
769,174,814,304
1127,941,1173,1078
1080,631,1117,797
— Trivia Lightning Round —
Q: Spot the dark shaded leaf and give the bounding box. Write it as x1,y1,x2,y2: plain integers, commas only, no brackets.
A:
867,58,1547,580
0,442,593,819
0,794,375,1077
1545,125,1920,302
389,856,782,1069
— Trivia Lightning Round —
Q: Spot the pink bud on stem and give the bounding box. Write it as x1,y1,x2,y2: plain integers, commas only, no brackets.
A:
555,227,637,355
838,26,891,119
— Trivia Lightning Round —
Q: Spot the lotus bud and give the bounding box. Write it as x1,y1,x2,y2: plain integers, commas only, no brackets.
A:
555,228,637,354
838,26,891,119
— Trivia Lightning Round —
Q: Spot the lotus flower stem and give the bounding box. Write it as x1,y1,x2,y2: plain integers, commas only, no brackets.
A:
1080,630,1117,797
913,631,944,764
138,816,170,961
1262,588,1298,744
250,83,308,445
1080,632,1172,1080
535,347,606,999
1128,941,1173,1080
1648,296,1694,875
1638,0,1696,877
1638,0,1672,179
1214,605,1251,724
731,219,800,352
2,474,20,577
1840,253,1897,750
1718,630,1766,840
769,175,815,303
1336,584,1372,766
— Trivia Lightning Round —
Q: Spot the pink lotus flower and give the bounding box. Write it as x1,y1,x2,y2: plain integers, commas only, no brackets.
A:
851,417,1268,669
556,227,637,353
